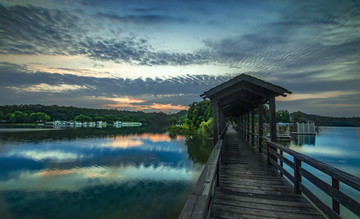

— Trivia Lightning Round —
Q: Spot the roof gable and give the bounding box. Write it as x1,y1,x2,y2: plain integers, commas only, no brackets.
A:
201,74,291,116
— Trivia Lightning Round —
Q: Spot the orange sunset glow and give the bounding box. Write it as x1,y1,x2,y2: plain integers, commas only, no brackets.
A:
111,136,144,148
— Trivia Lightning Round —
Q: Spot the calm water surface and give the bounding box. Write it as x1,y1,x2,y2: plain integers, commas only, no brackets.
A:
284,126,360,218
0,127,213,219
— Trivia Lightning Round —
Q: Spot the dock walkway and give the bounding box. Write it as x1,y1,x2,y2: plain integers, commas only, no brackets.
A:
210,128,323,219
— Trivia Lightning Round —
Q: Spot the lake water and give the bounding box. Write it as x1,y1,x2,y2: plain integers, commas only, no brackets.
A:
283,126,360,218
0,127,213,219
1,126,359,218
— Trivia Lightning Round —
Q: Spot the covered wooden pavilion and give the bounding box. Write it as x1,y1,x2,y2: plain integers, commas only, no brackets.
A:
180,74,360,219
201,74,291,144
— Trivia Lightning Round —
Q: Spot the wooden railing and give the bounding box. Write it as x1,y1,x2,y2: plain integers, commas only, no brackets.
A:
267,141,360,219
235,125,360,219
235,125,265,153
179,127,227,219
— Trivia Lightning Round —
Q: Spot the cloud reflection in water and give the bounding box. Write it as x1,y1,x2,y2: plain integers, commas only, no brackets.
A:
0,130,213,218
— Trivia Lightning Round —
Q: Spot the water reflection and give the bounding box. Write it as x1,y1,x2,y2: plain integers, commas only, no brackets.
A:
0,128,213,218
288,127,360,177
284,127,360,219
294,134,315,146
186,136,214,164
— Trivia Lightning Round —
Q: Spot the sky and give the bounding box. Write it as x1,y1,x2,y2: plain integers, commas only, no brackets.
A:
0,0,359,117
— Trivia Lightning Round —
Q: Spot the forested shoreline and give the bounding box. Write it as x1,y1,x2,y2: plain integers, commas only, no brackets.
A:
290,112,360,127
1,104,359,129
0,104,176,127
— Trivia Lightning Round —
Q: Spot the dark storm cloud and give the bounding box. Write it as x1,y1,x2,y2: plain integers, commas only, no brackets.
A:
96,12,188,24
0,5,84,55
78,37,206,65
2,1,360,69
0,5,204,65
201,0,360,74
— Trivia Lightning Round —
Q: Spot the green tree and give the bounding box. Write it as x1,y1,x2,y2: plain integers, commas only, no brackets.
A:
14,111,28,123
74,114,93,122
198,117,214,137
292,112,305,123
187,100,212,128
94,116,104,121
0,111,5,120
276,109,290,123
103,114,117,123
170,117,178,126
29,112,51,122
7,113,16,123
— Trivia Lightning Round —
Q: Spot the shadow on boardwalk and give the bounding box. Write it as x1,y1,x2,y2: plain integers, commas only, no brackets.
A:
210,128,324,219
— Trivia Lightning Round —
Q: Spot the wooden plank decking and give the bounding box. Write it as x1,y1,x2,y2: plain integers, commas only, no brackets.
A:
209,128,324,219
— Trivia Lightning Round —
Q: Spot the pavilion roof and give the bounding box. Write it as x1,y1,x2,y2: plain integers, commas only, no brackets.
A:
201,74,291,117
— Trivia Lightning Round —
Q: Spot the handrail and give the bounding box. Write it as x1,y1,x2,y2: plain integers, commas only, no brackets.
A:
267,141,360,191
235,125,360,218
266,140,360,218
178,127,227,219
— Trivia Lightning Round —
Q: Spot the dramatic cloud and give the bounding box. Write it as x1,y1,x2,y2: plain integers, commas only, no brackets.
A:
96,12,189,25
0,5,205,65
0,62,231,111
1,0,359,116
8,83,88,93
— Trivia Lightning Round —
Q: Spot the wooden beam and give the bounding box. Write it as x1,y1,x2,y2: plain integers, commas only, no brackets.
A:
217,87,268,108
258,105,263,152
269,95,277,142
219,105,226,134
212,99,219,145
251,110,255,146
219,93,256,107
246,112,250,142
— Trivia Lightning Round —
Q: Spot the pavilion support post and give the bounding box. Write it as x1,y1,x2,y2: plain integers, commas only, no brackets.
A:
269,96,278,164
240,115,243,138
246,112,250,143
219,106,226,135
258,105,263,153
269,96,277,142
242,115,245,138
212,99,219,145
251,110,255,146
238,115,242,135
243,114,246,140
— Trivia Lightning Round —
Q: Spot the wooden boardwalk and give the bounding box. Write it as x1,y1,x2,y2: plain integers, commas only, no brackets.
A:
210,128,324,219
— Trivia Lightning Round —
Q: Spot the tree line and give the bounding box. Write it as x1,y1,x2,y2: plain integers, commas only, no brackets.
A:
167,100,214,137
167,100,360,138
290,111,360,127
2,104,357,128
0,104,172,126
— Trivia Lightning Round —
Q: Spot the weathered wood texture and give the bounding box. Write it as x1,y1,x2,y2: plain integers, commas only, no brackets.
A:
212,100,219,144
179,130,226,219
210,128,323,219
201,74,291,118
266,140,360,218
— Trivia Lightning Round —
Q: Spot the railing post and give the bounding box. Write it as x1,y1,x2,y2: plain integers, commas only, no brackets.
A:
332,177,340,214
251,110,255,146
246,113,250,142
267,142,270,164
294,157,301,194
280,150,283,177
216,159,220,186
258,105,263,153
